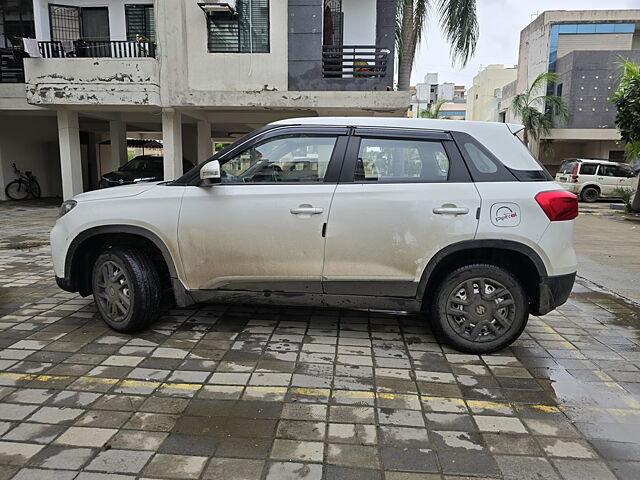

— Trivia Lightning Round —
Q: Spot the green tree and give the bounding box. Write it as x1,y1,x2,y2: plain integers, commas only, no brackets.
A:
396,0,478,91
610,58,640,212
419,100,448,119
510,72,568,148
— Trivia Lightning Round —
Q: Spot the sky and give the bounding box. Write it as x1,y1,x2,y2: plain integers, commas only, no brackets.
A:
411,0,640,88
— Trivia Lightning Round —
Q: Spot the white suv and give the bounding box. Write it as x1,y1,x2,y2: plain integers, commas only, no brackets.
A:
51,118,578,353
555,158,638,202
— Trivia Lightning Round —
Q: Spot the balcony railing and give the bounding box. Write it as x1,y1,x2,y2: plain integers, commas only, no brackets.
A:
322,45,389,79
38,40,156,58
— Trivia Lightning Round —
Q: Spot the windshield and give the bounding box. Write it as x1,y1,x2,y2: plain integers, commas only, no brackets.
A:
120,157,163,172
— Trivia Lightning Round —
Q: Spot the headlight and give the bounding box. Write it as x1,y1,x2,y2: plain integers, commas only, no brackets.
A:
58,200,77,218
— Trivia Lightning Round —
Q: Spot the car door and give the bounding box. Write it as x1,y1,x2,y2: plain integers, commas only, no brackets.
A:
597,165,621,195
322,128,481,297
177,127,348,293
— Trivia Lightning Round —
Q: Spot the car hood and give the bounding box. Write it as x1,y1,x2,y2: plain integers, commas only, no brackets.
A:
74,182,161,201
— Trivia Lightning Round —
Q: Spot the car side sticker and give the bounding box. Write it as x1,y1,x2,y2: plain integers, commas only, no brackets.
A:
490,203,521,227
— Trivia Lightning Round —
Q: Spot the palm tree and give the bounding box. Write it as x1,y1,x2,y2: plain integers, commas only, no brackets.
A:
419,100,447,118
397,0,479,91
510,72,568,148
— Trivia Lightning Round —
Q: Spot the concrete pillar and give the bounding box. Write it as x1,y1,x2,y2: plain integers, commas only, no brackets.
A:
162,109,183,180
109,120,128,170
57,110,83,200
197,120,213,163
182,124,198,167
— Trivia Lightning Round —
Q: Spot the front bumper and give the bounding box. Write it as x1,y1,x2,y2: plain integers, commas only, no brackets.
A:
56,275,75,293
533,272,576,316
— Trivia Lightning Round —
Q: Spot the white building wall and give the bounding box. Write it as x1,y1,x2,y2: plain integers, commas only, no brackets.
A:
342,0,377,45
33,0,153,42
179,0,288,93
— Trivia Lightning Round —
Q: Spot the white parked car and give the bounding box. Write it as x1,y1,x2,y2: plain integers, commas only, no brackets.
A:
51,118,578,353
555,158,638,202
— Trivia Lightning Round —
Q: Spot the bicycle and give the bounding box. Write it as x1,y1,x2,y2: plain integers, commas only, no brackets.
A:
5,163,41,200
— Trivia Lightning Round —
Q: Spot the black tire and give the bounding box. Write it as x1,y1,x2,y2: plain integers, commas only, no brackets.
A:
580,186,599,203
430,264,529,354
30,180,41,199
91,248,161,333
5,180,29,200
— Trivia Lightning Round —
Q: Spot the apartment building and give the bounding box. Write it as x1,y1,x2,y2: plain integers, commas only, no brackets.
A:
466,64,517,122
408,73,466,119
498,10,640,173
0,0,407,200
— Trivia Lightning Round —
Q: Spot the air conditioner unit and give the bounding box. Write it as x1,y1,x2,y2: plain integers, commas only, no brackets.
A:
197,1,237,14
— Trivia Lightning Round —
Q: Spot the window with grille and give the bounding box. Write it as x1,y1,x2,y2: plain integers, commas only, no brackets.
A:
125,4,155,41
207,0,269,53
49,4,81,42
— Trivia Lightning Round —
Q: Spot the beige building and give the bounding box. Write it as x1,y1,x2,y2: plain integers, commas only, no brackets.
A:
498,9,640,173
0,0,407,200
466,65,517,122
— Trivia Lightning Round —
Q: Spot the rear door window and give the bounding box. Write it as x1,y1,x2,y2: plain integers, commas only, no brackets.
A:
579,164,597,175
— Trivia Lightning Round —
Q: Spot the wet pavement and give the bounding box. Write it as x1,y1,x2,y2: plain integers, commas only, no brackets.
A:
0,200,639,480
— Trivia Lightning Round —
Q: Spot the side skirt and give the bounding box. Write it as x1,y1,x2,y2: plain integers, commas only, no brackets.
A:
188,289,422,313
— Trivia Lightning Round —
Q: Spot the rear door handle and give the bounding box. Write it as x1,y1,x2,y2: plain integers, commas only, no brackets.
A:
433,206,469,215
290,206,323,215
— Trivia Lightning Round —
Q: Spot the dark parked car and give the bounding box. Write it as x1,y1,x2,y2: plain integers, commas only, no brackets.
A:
99,156,194,188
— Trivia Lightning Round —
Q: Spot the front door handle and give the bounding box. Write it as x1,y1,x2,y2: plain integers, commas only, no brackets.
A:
290,205,323,215
433,205,469,215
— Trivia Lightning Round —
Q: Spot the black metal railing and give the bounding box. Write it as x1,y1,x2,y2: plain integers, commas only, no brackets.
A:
38,40,156,58
322,45,389,78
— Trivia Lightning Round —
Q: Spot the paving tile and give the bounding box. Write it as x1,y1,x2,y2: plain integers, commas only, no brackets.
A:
271,439,324,462
380,446,437,473
10,468,77,480
277,420,326,441
265,462,322,480
495,455,561,480
109,430,168,451
537,437,598,458
29,406,84,424
143,453,207,479
54,427,116,447
473,415,527,433
215,437,272,459
327,423,376,444
202,458,264,480
324,465,383,480
86,449,154,474
327,444,379,469
2,422,65,444
31,445,95,469
0,441,44,466
551,459,617,480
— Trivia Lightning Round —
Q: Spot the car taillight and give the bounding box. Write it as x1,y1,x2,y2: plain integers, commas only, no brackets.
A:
535,190,578,221
571,163,579,182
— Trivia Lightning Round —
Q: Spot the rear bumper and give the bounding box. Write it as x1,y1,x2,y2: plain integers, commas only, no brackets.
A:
533,272,576,316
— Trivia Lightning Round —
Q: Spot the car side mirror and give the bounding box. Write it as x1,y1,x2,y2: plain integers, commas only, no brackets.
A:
200,160,221,186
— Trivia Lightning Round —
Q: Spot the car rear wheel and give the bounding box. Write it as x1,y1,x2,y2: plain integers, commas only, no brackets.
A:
92,248,160,333
580,186,599,203
431,264,528,354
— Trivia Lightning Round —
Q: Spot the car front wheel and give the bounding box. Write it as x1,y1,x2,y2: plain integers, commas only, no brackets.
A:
431,264,528,354
92,248,161,333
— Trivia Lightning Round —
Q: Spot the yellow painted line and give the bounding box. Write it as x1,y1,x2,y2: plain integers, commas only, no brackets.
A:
76,377,119,385
603,381,626,392
608,408,640,416
290,387,330,397
245,386,287,393
559,340,576,350
622,396,640,410
594,371,613,382
467,400,512,411
33,375,69,382
159,382,202,391
119,379,161,389
336,391,375,399
0,372,36,381
524,404,561,413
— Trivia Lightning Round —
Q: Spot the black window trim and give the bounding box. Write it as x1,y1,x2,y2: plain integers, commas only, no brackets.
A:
339,129,472,184
180,125,349,186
